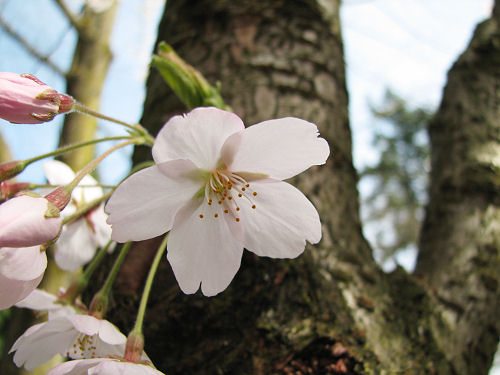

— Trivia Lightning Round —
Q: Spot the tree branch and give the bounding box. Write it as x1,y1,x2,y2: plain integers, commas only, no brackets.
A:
53,0,82,33
0,13,66,77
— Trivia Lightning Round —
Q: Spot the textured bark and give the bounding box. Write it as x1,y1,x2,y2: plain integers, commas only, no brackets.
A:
58,3,118,171
102,1,500,374
415,4,500,374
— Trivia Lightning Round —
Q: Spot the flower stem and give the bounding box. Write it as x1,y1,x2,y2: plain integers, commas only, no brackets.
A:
59,240,114,304
132,234,169,335
66,139,138,193
23,135,133,165
89,242,132,318
73,102,155,145
61,190,113,225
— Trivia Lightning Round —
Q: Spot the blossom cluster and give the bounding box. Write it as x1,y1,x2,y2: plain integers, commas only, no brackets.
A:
0,72,329,374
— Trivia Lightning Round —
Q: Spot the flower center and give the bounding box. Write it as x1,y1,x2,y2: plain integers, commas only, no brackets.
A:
198,170,257,222
66,333,98,359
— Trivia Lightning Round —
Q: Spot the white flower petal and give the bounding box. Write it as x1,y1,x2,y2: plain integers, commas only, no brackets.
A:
0,246,47,280
222,117,330,180
67,315,100,336
92,360,165,375
0,272,43,310
97,320,127,345
15,288,57,310
87,205,112,247
106,164,201,242
11,318,77,370
152,107,244,170
55,220,96,271
46,358,109,375
238,180,322,258
43,160,75,186
167,200,244,296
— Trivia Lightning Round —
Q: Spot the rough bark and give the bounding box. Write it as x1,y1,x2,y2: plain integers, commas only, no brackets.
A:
415,4,500,374
102,1,500,374
58,2,118,171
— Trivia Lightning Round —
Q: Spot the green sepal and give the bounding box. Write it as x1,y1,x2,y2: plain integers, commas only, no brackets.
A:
44,200,61,219
152,42,230,110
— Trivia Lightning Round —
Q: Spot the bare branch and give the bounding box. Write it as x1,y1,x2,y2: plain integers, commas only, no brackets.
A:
0,13,66,77
53,0,82,32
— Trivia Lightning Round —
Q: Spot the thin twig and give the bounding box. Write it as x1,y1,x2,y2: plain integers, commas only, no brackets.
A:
0,13,66,77
53,0,82,32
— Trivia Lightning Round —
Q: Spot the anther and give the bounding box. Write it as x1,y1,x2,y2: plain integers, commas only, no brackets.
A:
236,207,240,211
238,193,242,197
253,192,257,196
246,184,250,187
218,200,222,204
235,218,240,222
224,209,229,213
214,213,219,218
199,214,204,219
242,187,246,191
252,205,256,209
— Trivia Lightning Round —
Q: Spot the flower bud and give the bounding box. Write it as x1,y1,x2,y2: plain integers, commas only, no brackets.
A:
0,194,62,247
0,160,26,182
0,72,74,124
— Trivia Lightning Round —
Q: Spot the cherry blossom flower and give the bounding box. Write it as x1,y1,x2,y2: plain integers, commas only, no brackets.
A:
0,194,62,248
10,314,126,370
16,288,76,319
0,72,73,124
43,160,112,271
46,358,164,375
106,107,330,296
0,246,47,309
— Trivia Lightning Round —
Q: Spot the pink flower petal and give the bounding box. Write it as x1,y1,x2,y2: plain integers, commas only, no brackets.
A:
0,195,62,247
0,271,43,310
0,246,47,280
106,164,200,242
222,117,330,180
152,107,244,170
167,200,244,296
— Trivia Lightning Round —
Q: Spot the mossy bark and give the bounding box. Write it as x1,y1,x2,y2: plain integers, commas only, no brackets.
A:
104,1,500,374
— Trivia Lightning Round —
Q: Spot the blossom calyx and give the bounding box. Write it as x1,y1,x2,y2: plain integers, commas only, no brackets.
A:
0,181,31,202
124,331,145,363
0,160,27,182
0,194,62,247
0,72,74,124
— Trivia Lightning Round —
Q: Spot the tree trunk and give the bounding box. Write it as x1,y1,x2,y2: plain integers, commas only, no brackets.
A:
105,1,500,374
58,2,118,171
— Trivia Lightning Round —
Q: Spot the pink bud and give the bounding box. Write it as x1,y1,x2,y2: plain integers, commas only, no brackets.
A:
0,195,62,247
0,72,74,124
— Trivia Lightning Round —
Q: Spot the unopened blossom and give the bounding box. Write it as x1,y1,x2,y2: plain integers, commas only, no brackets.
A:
46,358,164,375
0,246,47,309
10,314,126,370
0,72,73,124
0,194,62,248
43,160,113,271
106,107,330,296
